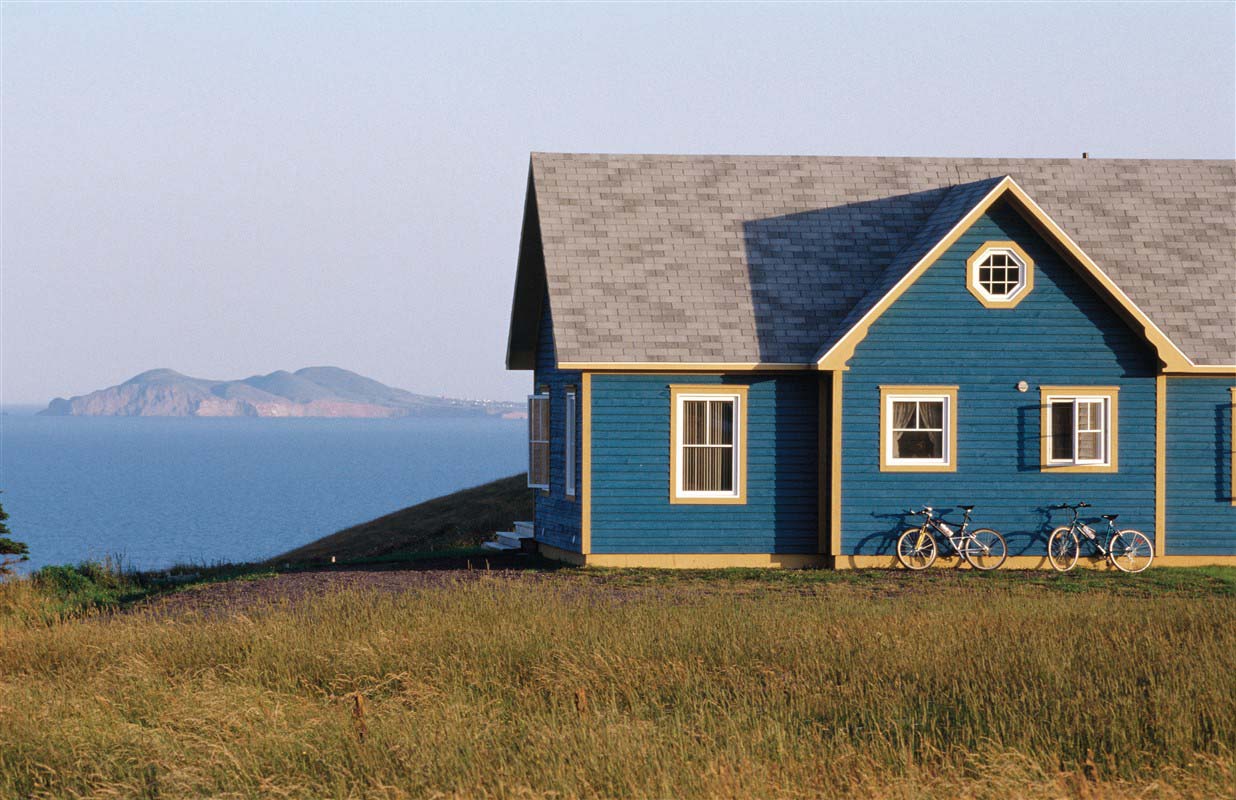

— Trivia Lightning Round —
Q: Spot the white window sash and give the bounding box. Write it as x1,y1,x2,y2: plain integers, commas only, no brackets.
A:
565,391,576,497
1046,396,1110,467
675,393,742,499
973,247,1026,301
885,394,952,466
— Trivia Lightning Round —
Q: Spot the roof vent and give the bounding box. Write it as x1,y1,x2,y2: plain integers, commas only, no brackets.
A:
1082,152,1089,159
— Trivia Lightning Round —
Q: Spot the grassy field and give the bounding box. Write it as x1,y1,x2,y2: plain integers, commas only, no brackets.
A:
2,565,1234,799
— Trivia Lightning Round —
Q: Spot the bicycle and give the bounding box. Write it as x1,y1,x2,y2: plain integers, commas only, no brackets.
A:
895,505,1008,571
1046,502,1154,573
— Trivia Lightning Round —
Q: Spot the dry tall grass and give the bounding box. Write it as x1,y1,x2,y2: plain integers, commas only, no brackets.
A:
1,572,1233,799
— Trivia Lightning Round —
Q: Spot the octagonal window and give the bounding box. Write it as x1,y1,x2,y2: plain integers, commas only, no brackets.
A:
966,241,1035,308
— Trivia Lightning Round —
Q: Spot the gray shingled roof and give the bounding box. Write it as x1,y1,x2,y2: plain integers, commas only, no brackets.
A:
513,153,1235,367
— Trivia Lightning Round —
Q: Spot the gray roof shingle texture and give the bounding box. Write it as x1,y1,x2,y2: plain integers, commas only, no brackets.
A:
530,153,1235,366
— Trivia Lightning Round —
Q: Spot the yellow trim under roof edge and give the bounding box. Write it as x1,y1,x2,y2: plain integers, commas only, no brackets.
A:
559,362,813,371
815,176,1199,373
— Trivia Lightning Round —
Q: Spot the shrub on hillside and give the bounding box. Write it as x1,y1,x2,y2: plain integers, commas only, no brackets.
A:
0,499,29,577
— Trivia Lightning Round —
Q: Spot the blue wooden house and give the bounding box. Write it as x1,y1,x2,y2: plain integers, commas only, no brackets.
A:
506,154,1235,568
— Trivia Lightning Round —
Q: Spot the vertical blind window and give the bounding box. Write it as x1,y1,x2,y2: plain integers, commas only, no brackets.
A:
527,394,550,489
672,388,745,501
1048,397,1108,465
682,399,735,492
564,390,576,497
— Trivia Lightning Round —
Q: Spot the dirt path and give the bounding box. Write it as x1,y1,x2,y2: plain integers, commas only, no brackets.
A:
136,555,557,617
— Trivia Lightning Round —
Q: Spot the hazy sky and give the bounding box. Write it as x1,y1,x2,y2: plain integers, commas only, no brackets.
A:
3,3,1233,404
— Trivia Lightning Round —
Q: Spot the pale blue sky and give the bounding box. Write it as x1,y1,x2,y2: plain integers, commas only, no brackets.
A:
3,2,1233,403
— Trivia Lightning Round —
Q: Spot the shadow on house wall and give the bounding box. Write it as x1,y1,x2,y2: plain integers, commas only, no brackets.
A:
740,188,953,363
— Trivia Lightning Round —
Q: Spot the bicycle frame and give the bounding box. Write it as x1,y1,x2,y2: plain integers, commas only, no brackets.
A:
1059,505,1116,557
915,508,975,556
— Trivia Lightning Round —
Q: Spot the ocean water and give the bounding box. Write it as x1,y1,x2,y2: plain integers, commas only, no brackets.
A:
0,410,526,571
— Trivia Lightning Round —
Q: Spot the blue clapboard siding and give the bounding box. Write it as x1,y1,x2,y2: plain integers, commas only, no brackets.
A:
1165,377,1236,555
590,373,818,554
841,201,1158,556
533,297,582,552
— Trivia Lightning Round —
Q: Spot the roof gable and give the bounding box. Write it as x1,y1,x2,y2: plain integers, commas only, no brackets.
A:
514,154,1236,370
818,176,1196,371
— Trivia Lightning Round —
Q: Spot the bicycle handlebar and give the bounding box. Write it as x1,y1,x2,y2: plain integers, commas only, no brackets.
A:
1054,501,1090,510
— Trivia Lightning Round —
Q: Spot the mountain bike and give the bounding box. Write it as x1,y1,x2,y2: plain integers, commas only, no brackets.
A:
1046,502,1154,573
895,505,1008,571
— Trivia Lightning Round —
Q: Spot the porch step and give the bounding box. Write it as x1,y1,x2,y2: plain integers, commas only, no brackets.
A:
482,523,535,553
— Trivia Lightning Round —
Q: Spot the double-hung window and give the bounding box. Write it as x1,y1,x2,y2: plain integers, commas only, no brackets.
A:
880,386,957,472
1040,387,1118,472
527,392,550,489
670,385,747,504
564,389,577,498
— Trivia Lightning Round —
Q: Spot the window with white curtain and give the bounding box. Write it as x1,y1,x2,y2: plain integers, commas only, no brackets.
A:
883,392,953,468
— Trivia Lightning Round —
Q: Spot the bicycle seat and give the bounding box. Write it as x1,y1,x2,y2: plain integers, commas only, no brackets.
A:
960,505,975,512
1101,514,1119,521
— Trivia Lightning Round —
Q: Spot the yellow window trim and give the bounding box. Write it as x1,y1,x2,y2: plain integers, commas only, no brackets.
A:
1039,385,1119,473
668,384,749,505
965,240,1035,309
879,385,958,473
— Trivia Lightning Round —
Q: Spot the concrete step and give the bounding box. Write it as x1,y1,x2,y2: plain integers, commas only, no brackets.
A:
482,540,519,552
514,520,534,538
496,531,530,548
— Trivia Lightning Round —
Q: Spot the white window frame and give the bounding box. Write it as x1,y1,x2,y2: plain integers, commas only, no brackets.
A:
972,246,1028,302
883,391,954,469
1045,395,1111,467
966,241,1035,309
527,393,549,490
672,389,744,502
564,389,577,497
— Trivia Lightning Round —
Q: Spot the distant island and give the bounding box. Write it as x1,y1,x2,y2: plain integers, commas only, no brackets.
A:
40,367,525,419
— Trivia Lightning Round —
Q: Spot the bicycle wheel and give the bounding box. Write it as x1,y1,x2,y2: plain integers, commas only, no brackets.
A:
896,527,937,570
1108,529,1153,573
962,528,1008,571
1047,526,1080,572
